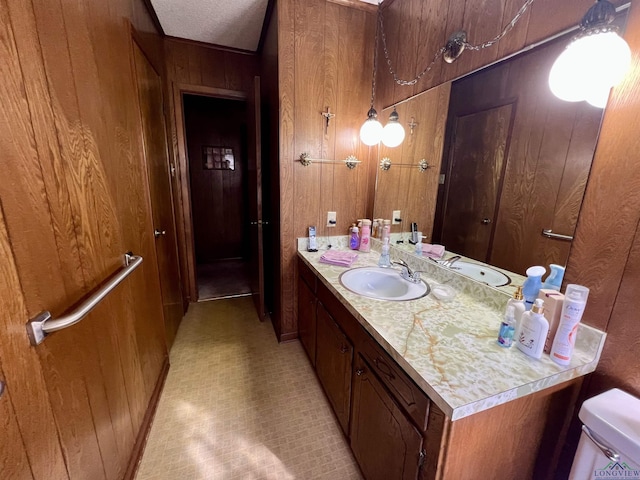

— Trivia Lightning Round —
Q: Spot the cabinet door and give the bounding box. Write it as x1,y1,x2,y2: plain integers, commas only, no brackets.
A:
315,301,353,435
351,354,424,480
297,276,317,365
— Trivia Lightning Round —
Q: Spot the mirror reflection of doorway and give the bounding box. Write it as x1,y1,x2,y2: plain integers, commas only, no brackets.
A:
183,94,251,301
434,35,603,275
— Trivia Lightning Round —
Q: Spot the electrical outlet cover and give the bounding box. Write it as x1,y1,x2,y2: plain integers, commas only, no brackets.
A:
327,211,337,227
392,210,401,225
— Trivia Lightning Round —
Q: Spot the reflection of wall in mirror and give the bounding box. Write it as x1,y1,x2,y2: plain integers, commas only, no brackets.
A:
432,36,602,276
373,83,451,241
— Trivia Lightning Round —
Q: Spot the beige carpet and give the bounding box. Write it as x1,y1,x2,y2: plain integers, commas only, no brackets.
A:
136,298,362,480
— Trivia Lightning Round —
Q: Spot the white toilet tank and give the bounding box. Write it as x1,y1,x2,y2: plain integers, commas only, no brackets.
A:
569,388,640,480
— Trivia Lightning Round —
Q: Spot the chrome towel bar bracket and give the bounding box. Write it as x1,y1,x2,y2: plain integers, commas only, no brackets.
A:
26,253,143,346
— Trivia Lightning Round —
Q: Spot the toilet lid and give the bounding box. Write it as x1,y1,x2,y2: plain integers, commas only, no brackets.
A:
579,388,640,463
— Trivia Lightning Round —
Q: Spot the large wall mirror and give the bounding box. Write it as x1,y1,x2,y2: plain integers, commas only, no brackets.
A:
373,32,608,279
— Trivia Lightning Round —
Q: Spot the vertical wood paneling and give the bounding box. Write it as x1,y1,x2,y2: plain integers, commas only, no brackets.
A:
378,0,601,108
412,0,449,98
0,361,33,480
277,0,376,339
278,0,297,338
183,95,248,262
565,2,640,331
0,200,68,480
164,38,259,303
2,0,169,478
373,84,450,240
333,5,375,233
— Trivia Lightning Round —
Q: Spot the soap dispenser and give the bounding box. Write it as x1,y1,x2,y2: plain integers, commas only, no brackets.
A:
378,237,391,267
349,224,360,250
516,298,549,359
542,264,565,291
522,266,546,310
507,286,526,324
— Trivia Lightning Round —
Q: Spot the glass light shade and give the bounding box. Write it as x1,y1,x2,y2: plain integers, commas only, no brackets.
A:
360,117,383,146
586,87,610,108
382,121,405,148
549,31,631,104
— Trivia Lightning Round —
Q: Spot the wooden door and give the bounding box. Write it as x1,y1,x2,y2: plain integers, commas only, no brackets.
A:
441,103,514,262
297,276,317,365
0,2,168,478
315,302,353,434
247,76,266,319
351,354,424,480
132,41,183,349
0,363,33,480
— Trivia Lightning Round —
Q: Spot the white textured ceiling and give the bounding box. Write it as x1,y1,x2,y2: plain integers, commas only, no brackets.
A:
150,0,380,52
150,0,270,51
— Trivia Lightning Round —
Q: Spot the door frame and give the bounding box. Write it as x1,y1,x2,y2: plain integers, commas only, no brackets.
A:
172,83,247,302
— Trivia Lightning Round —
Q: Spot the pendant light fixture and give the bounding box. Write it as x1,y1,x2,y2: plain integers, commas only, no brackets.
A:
381,107,405,148
359,3,383,146
549,0,631,108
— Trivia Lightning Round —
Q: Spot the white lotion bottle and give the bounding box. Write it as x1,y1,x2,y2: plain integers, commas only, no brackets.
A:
550,284,589,366
516,298,548,359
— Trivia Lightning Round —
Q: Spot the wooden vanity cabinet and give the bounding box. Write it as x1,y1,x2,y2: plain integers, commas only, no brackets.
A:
296,257,580,480
315,301,353,435
297,274,316,365
351,353,425,480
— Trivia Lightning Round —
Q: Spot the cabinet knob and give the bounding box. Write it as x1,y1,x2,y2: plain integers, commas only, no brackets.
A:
355,368,365,376
481,218,492,225
154,229,166,238
340,345,349,354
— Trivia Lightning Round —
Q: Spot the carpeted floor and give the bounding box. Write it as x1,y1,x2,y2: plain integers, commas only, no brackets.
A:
136,298,362,480
197,260,251,301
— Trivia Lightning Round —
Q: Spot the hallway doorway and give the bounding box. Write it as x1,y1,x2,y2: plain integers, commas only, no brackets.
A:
183,94,251,301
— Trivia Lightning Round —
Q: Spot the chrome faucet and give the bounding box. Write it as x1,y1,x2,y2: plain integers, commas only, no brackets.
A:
442,255,461,268
392,259,422,283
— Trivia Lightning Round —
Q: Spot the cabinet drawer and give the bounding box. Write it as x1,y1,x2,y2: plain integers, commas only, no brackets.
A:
359,336,430,432
298,257,317,293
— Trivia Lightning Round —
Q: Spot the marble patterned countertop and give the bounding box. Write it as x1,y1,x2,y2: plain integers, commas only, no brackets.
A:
297,236,606,421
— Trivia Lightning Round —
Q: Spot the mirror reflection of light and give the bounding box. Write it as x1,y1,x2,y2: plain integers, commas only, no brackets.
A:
549,31,631,107
382,121,405,148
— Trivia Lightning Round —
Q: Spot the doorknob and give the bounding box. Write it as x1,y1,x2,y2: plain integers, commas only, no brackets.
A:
481,218,492,225
154,229,166,238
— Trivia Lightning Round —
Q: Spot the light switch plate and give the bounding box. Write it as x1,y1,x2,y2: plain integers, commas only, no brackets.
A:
327,211,337,227
392,210,401,225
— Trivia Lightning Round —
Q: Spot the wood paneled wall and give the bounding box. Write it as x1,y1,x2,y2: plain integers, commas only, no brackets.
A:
277,0,377,340
164,38,258,302
261,5,281,323
0,0,168,478
183,95,249,262
376,0,624,108
432,38,602,275
373,83,451,241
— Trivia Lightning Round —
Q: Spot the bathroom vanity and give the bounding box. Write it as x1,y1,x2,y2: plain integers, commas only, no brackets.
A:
296,241,605,480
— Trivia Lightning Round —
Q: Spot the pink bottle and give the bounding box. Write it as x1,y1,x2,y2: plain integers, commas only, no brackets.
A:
359,219,371,252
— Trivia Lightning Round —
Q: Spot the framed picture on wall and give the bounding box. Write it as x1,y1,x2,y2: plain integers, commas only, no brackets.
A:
203,146,235,171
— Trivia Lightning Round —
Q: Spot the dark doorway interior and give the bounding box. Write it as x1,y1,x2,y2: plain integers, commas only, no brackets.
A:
183,94,251,300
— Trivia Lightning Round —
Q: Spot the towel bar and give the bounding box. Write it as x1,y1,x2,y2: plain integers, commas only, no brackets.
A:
26,253,143,346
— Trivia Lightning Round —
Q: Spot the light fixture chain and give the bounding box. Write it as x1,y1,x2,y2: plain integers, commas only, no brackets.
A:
370,5,381,108
379,9,445,86
464,0,536,51
379,0,537,86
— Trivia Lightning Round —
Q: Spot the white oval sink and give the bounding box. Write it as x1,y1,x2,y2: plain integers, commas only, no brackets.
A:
339,267,429,301
449,261,511,287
